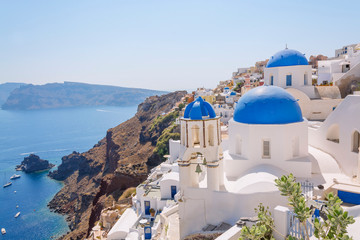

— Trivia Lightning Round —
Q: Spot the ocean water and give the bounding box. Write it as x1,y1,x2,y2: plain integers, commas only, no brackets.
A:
0,106,137,240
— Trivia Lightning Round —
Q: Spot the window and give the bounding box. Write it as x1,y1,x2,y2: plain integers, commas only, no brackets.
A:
236,135,242,155
262,140,270,158
286,75,292,86
270,76,274,85
208,125,214,146
191,125,200,147
352,131,360,153
304,73,308,85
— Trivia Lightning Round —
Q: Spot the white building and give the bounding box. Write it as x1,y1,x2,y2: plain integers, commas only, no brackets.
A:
213,103,233,124
264,48,343,120
176,87,360,240
264,48,316,98
194,88,214,98
318,44,360,97
225,91,238,104
177,87,314,238
308,95,360,177
107,161,180,240
335,43,359,58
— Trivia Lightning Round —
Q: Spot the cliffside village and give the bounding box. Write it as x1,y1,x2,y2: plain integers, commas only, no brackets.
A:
87,43,360,240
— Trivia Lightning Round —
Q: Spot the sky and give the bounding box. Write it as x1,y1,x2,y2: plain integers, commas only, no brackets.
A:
0,1,359,91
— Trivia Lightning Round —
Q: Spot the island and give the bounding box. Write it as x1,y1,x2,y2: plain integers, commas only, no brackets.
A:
2,82,167,110
16,154,55,173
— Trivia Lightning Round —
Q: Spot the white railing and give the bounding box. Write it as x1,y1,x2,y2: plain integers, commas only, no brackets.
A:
288,212,314,239
301,180,314,200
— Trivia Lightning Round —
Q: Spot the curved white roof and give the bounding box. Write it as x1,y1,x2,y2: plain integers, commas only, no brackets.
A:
225,164,286,194
161,172,179,182
107,208,139,240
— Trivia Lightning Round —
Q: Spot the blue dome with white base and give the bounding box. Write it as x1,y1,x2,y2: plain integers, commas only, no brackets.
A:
233,86,303,124
266,49,308,68
184,97,216,120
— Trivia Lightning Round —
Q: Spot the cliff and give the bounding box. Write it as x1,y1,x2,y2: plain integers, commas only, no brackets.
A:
48,91,186,240
0,82,26,106
16,154,55,173
2,82,167,110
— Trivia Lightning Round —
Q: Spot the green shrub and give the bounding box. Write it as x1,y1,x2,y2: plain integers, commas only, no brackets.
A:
153,124,180,158
149,110,179,134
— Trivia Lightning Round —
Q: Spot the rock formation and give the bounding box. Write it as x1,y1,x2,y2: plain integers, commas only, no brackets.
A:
48,91,186,240
16,154,55,173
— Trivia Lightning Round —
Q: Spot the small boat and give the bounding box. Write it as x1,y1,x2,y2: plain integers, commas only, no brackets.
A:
10,174,21,180
16,205,19,208
3,182,12,188
14,212,20,218
1,228,6,234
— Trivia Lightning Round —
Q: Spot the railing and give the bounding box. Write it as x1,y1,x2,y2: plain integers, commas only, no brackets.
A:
301,180,314,200
288,211,314,239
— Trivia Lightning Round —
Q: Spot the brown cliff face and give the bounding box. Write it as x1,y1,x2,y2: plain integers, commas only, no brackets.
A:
48,91,186,240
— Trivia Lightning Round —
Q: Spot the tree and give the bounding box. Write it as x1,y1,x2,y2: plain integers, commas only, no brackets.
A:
233,82,244,93
313,192,355,240
240,174,355,240
275,174,312,239
178,103,185,111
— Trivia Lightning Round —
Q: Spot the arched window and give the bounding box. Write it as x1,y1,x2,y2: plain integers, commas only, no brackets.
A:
208,125,214,146
191,125,200,147
352,130,360,153
327,124,340,143
304,73,308,85
270,75,274,85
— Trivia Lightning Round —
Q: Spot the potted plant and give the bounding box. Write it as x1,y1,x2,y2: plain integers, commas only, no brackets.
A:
149,208,155,217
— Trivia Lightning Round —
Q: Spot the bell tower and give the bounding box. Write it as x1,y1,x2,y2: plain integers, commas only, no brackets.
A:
178,97,223,191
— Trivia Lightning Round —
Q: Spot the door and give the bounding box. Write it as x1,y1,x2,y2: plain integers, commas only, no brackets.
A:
171,185,177,199
144,201,150,215
144,226,152,239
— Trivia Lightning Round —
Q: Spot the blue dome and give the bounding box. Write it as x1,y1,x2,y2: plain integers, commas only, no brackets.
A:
233,86,303,124
184,97,216,120
230,91,237,96
266,49,308,68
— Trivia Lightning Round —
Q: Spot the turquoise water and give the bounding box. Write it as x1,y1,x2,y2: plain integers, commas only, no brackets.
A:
0,106,137,240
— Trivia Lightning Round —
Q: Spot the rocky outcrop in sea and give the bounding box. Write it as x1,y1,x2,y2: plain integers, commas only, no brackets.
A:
16,154,55,173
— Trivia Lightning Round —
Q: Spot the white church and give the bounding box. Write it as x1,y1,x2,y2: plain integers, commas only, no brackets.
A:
263,48,342,121
177,88,310,238
177,85,360,238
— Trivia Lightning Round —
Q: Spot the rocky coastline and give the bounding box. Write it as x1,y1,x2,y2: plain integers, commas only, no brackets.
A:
47,91,186,239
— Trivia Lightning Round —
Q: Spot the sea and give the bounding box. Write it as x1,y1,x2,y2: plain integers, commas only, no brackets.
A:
0,105,137,240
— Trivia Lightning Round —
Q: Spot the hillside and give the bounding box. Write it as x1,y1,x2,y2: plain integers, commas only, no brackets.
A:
47,91,186,239
2,82,167,110
0,82,26,106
